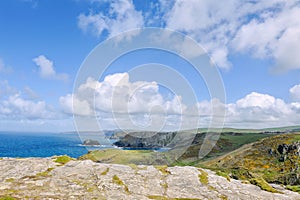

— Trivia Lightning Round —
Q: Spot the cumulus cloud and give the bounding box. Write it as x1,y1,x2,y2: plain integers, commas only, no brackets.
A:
60,73,300,130
290,84,300,101
232,3,300,72
60,72,190,130
0,81,58,120
78,0,144,38
224,96,292,128
162,0,300,70
32,55,68,81
60,72,184,116
78,0,300,71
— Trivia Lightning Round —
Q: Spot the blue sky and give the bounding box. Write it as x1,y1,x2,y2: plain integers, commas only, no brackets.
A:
1,0,300,132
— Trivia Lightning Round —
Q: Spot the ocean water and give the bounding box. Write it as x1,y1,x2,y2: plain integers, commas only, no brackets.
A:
0,132,115,158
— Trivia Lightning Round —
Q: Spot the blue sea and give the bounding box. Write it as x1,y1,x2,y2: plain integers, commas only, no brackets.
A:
0,132,116,158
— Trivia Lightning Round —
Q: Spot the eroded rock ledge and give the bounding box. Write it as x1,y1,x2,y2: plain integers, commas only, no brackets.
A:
0,157,299,200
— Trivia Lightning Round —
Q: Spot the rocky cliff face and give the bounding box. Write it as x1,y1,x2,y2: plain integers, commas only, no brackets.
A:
113,132,177,148
0,157,299,199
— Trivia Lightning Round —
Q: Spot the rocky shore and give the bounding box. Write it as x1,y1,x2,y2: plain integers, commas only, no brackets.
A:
0,157,300,199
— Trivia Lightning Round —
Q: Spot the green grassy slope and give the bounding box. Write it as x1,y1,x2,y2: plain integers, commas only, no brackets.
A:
80,131,274,166
202,133,300,186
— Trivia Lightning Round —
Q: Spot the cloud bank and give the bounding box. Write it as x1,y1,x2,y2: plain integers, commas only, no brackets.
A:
78,0,300,72
60,72,300,130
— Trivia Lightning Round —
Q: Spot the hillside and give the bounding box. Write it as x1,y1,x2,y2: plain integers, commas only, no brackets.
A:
90,131,274,166
1,157,300,199
202,133,300,191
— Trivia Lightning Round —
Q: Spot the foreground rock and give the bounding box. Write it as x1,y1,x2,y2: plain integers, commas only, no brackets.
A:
0,158,299,199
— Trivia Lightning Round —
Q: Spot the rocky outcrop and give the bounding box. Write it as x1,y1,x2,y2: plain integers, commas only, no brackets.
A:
83,139,100,146
276,142,300,161
0,157,300,199
114,132,177,148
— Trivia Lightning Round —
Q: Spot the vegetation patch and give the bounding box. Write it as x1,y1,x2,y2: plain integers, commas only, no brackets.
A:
112,175,129,194
5,178,14,183
161,182,168,192
286,185,300,193
0,196,16,200
79,149,156,165
198,169,208,185
54,155,72,164
147,196,200,200
202,133,300,189
216,171,231,181
250,177,279,193
100,167,109,175
35,167,54,177
219,194,228,200
155,165,170,175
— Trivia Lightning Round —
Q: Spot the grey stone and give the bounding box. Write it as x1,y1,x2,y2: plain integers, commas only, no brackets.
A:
0,158,300,199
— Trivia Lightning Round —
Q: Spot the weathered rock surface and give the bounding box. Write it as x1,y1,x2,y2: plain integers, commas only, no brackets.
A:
0,158,299,200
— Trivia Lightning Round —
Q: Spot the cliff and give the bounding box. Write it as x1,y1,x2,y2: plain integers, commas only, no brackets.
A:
113,132,177,148
0,157,300,199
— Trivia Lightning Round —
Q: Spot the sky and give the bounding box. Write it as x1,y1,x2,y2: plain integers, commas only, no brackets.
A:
1,0,300,132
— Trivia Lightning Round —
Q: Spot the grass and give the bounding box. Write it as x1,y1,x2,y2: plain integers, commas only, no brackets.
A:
147,196,200,200
112,175,130,194
161,182,168,191
180,132,272,163
250,177,279,193
79,130,275,166
36,171,49,177
54,155,72,164
215,171,230,181
155,165,170,175
0,196,16,200
198,169,208,185
219,195,228,200
147,196,168,200
100,168,109,175
202,133,300,187
286,185,300,193
79,149,156,165
36,167,54,177
5,178,14,183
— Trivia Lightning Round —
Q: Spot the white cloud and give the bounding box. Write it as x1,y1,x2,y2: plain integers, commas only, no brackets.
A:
232,4,300,71
290,84,300,101
60,72,188,130
61,72,300,130
60,72,184,115
162,0,300,70
225,92,297,128
0,93,56,120
59,94,92,116
0,81,59,120
32,55,68,81
78,0,144,38
77,1,300,71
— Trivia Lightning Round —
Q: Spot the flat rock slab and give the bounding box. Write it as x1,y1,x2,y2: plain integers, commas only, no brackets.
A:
0,158,300,199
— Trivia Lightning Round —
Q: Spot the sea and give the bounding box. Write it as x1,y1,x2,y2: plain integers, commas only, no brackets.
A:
0,132,117,158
